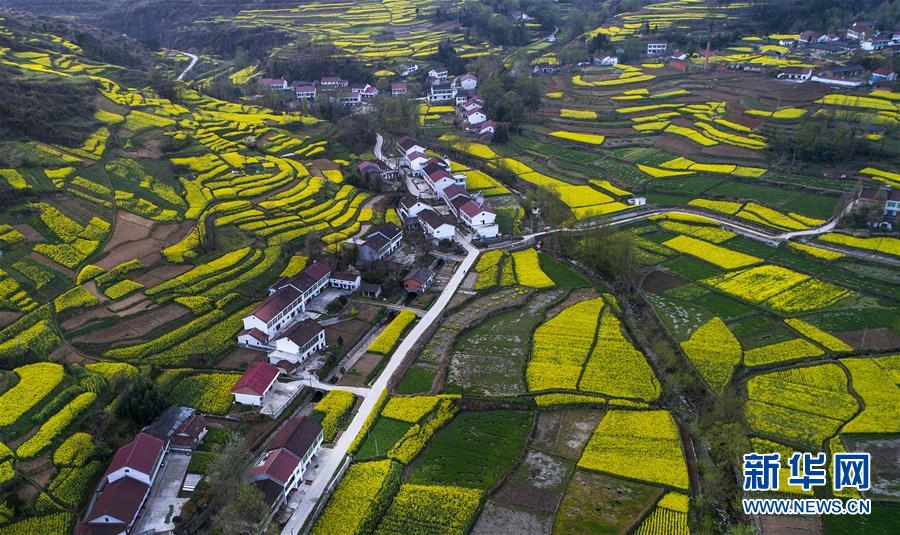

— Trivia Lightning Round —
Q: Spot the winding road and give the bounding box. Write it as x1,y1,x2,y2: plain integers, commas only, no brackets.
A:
176,51,198,81
280,231,479,535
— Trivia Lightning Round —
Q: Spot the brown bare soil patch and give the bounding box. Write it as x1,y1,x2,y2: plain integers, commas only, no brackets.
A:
61,307,117,331
472,500,552,535
131,263,193,287
700,142,765,161
545,288,597,319
532,409,604,461
837,327,900,351
98,240,162,269
29,251,77,278
218,347,266,370
0,311,23,330
12,224,43,242
758,515,823,535
339,353,384,387
641,269,686,293
106,291,149,312
123,138,163,159
73,304,188,344
102,211,154,250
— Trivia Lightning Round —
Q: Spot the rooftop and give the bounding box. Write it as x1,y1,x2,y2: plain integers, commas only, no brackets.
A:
231,362,281,396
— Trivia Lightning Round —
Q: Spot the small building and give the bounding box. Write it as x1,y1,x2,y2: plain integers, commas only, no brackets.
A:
799,31,819,44
453,73,478,91
594,54,619,66
861,34,892,51
391,82,408,96
418,209,456,241
330,272,361,291
426,168,457,194
77,433,166,535
231,362,282,406
320,76,349,87
871,68,898,83
478,121,496,138
403,267,435,294
627,196,647,206
646,41,668,55
242,261,332,340
398,195,431,221
258,78,289,91
352,83,379,100
143,406,208,453
464,108,488,125
271,318,326,365
358,223,403,263
858,186,900,218
846,21,875,41
397,136,426,156
360,282,382,299
294,83,317,101
777,67,813,82
251,416,324,510
400,63,419,76
427,65,448,80
428,81,456,104
338,91,362,106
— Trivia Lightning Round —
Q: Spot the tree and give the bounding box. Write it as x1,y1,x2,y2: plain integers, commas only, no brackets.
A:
211,484,275,535
207,433,249,500
115,372,166,427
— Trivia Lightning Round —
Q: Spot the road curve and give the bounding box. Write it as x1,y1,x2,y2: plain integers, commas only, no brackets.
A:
176,51,198,81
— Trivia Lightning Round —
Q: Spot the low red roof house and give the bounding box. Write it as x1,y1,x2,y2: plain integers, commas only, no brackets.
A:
232,362,282,406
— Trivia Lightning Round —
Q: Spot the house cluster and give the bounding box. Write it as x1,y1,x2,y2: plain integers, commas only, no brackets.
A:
238,260,361,368
455,91,496,139
856,186,900,230
250,415,324,511
396,136,499,239
77,407,207,535
257,76,379,106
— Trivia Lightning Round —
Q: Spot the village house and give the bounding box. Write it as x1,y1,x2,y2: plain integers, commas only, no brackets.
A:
351,83,379,100
143,406,207,453
251,416,324,511
858,186,900,220
338,90,362,106
358,223,403,263
403,267,435,294
871,68,898,83
646,41,668,55
427,64,448,80
458,200,499,238
478,120,496,139
428,81,456,103
330,272,361,291
270,318,326,365
799,30,819,43
594,54,619,66
77,433,166,535
293,83,317,101
397,135,426,156
319,76,349,88
464,108,488,125
812,65,868,87
391,82,408,96
399,62,419,76
777,67,813,82
417,209,456,242
239,261,333,343
398,195,431,221
861,33,892,51
453,73,478,91
846,21,875,40
231,362,282,406
258,78,289,91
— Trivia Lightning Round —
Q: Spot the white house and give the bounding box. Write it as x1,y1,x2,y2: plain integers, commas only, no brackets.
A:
250,416,324,510
777,67,812,82
461,97,484,113
294,84,316,100
646,42,668,55
320,76,349,87
428,82,456,104
459,200,499,238
391,82,408,96
418,209,456,241
478,121,496,137
398,195,431,220
846,21,875,40
427,65,448,80
426,169,457,194
454,73,478,91
397,136,426,156
258,78,289,91
270,318,326,365
330,272,361,291
627,196,647,206
861,34,891,51
352,83,379,99
231,362,282,406
400,63,419,76
596,55,619,66
358,223,403,263
464,109,487,125
405,151,430,176
240,261,332,341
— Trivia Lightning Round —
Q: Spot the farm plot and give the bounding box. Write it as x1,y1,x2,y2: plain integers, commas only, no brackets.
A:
744,363,858,448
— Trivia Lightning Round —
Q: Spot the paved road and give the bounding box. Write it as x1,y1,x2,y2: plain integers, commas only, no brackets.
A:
176,51,198,81
280,231,479,534
374,133,386,162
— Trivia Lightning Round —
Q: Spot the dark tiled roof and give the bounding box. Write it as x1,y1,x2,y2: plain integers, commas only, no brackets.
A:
404,267,434,285
269,416,324,459
363,234,390,252
254,478,285,509
398,195,421,210
451,196,473,212
251,286,302,322
397,136,420,152
251,448,300,485
282,318,324,347
418,209,450,229
85,476,149,525
372,222,402,240
441,184,467,200
461,200,492,218
331,272,360,282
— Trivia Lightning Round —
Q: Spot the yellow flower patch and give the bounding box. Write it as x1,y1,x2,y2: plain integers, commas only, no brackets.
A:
788,242,844,261
663,235,760,269
528,297,604,391
559,109,597,119
818,233,900,257
680,317,742,393
549,131,605,145
511,248,554,288
784,318,852,352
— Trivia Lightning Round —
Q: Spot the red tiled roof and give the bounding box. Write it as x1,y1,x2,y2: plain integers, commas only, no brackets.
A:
460,200,492,218
251,448,301,485
441,185,467,200
85,476,149,525
399,195,422,210
303,260,332,283
391,82,408,89
232,362,280,396
418,209,450,230
428,169,453,183
281,318,324,347
269,416,323,458
105,433,164,479
397,136,421,152
240,328,268,343
451,196,472,212
251,286,302,323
